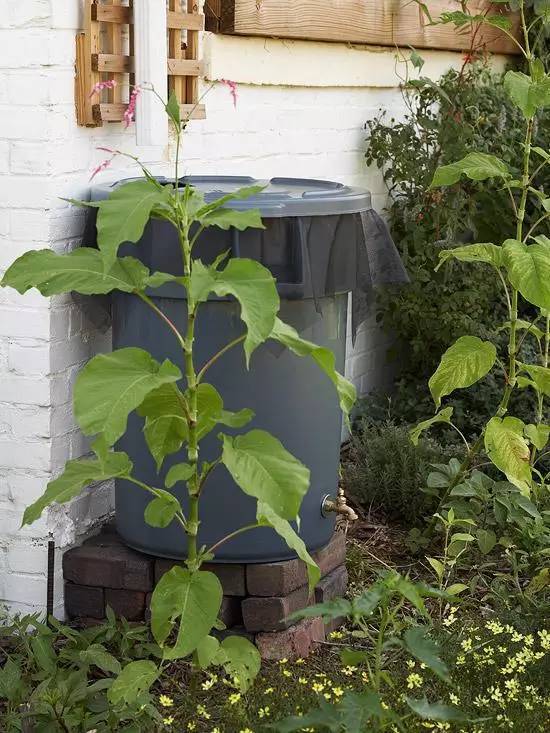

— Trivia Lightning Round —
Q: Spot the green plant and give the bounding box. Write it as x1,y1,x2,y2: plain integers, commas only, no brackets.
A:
343,419,463,526
409,3,550,582
270,572,464,732
0,89,356,702
364,51,549,436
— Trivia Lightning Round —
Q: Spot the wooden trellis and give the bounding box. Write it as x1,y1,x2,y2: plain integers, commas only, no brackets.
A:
76,0,205,127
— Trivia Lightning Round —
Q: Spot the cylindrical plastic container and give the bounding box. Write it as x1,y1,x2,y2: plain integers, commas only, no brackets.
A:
89,177,374,562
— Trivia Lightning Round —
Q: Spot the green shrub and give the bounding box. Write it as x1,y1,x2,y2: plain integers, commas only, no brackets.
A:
343,419,463,526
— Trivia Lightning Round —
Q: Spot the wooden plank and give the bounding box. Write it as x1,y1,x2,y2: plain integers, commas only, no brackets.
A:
169,1,185,103
106,0,124,105
167,58,202,76
212,0,521,55
205,0,222,32
167,11,205,30
93,53,134,73
99,102,206,121
75,1,102,126
186,0,200,104
92,4,132,23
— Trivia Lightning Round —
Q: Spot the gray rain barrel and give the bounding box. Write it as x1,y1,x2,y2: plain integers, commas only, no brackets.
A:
88,177,379,563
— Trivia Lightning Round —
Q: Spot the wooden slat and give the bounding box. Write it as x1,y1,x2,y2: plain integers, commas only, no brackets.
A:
106,1,124,105
92,4,132,23
75,1,102,126
186,0,200,104
167,58,202,76
167,11,204,30
93,53,134,73
210,0,521,55
98,102,206,120
168,1,185,104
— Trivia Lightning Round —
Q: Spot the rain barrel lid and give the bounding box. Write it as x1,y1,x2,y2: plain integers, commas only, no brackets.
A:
90,175,372,218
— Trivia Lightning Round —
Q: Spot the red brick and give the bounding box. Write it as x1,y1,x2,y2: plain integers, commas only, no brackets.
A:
246,532,346,597
65,583,105,620
315,565,348,604
220,596,243,628
155,559,245,596
256,617,325,661
105,589,146,622
63,544,154,592
214,627,255,644
242,585,312,633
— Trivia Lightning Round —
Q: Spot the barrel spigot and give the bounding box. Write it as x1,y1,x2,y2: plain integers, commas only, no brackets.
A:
321,487,358,521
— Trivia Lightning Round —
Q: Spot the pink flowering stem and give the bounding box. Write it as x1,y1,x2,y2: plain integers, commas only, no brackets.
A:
89,79,117,98
221,79,238,108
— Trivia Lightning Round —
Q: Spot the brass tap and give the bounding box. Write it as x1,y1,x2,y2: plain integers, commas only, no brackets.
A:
321,487,358,521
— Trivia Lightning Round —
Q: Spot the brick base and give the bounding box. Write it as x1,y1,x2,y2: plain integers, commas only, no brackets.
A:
63,525,347,660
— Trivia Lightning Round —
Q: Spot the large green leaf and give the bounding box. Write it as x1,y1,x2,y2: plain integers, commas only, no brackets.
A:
138,384,188,470
270,318,356,415
221,429,310,520
403,626,450,683
406,697,469,722
144,490,182,529
195,185,265,219
431,152,509,188
196,207,265,231
504,70,550,118
74,348,181,446
150,567,222,660
436,243,503,271
256,502,320,591
1,249,150,296
192,384,254,441
429,336,496,408
95,180,171,265
522,364,550,397
525,423,550,451
79,644,121,675
410,407,454,446
503,237,550,310
190,259,279,364
485,416,532,496
23,451,132,526
165,462,194,488
219,636,261,692
108,660,159,706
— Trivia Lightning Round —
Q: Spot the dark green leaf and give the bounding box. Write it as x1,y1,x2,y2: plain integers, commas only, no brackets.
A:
503,237,550,310
431,152,509,188
165,462,194,488
144,490,182,528
403,627,450,683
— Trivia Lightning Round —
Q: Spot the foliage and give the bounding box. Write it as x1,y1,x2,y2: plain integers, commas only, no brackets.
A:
342,419,463,526
364,55,548,435
0,91,356,707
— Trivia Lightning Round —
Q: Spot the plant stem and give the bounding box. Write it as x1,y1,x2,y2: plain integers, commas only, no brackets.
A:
196,335,246,383
136,291,186,350
206,524,261,556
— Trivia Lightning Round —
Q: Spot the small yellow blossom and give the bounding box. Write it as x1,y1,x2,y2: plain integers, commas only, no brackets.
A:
312,682,325,693
282,669,292,678
341,665,357,676
159,695,173,708
332,687,344,698
228,693,242,705
258,706,271,719
264,687,274,695
406,673,423,689
163,717,174,727
298,677,308,685
186,723,194,732
295,657,305,664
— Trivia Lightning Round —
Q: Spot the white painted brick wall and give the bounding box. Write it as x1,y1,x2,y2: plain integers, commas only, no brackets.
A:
0,3,463,615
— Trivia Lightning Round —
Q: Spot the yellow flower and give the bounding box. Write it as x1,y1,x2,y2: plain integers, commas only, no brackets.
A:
332,687,344,698
240,729,254,733
258,706,271,718
282,669,292,678
229,693,242,705
312,682,325,693
341,665,357,676
295,657,305,664
196,703,210,720
298,677,308,685
279,658,288,665
264,687,274,695
163,717,174,727
406,673,423,689
461,638,473,652
159,695,174,708
329,630,344,640
201,673,217,691
186,722,195,731
449,693,459,705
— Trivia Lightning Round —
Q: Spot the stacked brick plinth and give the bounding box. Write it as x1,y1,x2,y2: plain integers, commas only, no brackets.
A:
63,525,347,660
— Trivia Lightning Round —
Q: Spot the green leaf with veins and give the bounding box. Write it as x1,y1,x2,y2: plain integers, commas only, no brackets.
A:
221,429,310,520
525,423,550,451
23,451,132,526
144,490,182,528
165,462,194,488
195,185,265,218
256,502,320,591
436,243,503,271
219,636,261,692
192,383,254,440
430,152,510,188
503,237,550,310
429,336,496,408
74,348,181,447
196,207,265,231
485,416,532,496
403,627,450,683
270,318,356,415
1,249,152,296
108,660,159,706
405,696,469,722
410,407,454,446
190,259,279,365
150,567,222,660
195,635,221,669
504,70,550,118
522,364,550,397
165,89,181,128
138,384,188,471
94,179,172,266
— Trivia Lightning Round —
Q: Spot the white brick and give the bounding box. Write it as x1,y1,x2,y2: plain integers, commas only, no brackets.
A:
0,438,50,470
0,0,51,28
0,375,50,405
8,341,50,374
0,306,49,339
10,209,49,241
0,174,53,208
10,141,51,174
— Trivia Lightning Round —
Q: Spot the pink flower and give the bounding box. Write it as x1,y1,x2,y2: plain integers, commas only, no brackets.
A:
124,85,142,128
89,148,120,181
89,79,117,98
221,79,238,108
